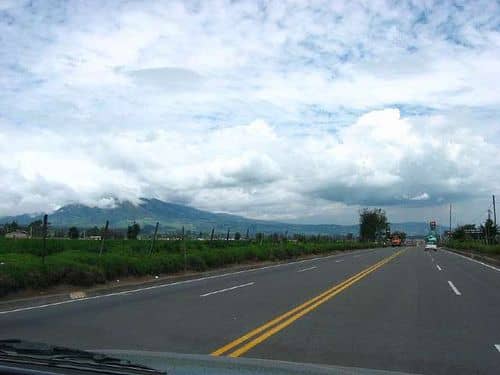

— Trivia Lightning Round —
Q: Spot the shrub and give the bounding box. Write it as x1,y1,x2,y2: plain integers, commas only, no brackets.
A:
187,253,207,271
0,239,379,297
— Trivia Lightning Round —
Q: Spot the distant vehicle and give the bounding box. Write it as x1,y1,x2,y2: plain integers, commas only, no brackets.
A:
424,240,437,251
424,244,437,251
424,220,439,251
390,235,402,247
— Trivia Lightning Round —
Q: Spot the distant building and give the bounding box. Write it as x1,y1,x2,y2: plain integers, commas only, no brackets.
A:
89,235,102,241
5,230,30,239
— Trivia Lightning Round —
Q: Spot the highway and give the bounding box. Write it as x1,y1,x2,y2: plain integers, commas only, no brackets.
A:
1,246,499,374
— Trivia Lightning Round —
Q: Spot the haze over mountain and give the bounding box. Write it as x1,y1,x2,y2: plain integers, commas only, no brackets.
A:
0,198,431,236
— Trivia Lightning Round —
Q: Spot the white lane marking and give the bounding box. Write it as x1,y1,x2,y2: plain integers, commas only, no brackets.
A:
200,282,254,297
335,260,344,263
436,264,442,271
448,281,462,296
495,344,500,353
442,249,500,272
0,248,382,315
297,266,317,273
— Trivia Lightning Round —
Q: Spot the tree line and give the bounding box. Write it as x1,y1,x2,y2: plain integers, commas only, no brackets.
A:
2,209,407,243
451,217,498,244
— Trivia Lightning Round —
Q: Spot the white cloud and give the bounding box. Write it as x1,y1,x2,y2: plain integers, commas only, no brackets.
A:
0,0,499,223
1,109,499,224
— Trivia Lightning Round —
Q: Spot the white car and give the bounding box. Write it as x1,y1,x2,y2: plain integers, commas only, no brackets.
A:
425,243,437,251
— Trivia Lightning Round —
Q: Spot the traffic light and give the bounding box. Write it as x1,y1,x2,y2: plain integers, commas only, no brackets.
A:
430,221,436,230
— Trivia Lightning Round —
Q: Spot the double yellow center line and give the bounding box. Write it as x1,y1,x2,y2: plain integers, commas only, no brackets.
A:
212,249,405,357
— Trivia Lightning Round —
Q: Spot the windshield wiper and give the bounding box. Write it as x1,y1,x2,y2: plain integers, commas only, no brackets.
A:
0,339,166,374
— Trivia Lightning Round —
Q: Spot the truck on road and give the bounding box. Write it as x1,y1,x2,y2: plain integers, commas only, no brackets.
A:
424,220,439,251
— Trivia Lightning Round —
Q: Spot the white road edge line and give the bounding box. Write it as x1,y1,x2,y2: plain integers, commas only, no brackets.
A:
448,281,461,296
494,344,500,353
200,282,254,297
442,249,500,272
436,264,442,271
297,266,317,273
0,248,380,315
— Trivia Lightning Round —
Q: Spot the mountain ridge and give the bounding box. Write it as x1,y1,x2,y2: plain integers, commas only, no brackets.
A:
0,198,431,236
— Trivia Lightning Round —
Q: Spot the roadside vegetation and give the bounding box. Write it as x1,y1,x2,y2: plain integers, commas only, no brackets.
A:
445,217,499,256
445,240,500,255
0,237,379,297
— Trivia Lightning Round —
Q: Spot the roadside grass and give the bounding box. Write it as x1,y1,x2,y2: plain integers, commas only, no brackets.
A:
445,240,500,255
0,239,378,297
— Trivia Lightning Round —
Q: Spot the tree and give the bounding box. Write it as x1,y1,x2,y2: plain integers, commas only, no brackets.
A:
4,220,19,233
255,232,264,243
27,220,43,237
293,233,306,242
234,232,241,240
127,223,141,240
452,224,478,241
359,208,388,241
68,226,80,239
481,218,498,244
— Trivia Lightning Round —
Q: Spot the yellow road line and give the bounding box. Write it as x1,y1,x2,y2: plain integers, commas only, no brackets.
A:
212,249,404,357
211,256,388,356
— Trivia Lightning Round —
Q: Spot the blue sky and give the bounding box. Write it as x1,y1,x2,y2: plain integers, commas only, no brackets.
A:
0,0,499,225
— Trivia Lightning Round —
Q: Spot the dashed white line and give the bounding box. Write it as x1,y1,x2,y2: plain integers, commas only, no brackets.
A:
335,259,344,263
297,266,317,273
448,281,461,296
494,344,500,353
436,264,442,271
0,248,382,315
200,282,254,297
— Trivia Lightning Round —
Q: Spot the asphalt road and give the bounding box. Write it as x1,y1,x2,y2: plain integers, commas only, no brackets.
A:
1,246,499,374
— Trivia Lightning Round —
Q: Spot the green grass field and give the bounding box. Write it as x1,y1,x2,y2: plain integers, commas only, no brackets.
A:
0,238,379,297
445,240,500,255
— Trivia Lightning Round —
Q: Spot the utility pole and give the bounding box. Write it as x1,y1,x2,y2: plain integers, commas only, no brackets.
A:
42,214,48,264
149,222,159,255
182,226,187,272
226,228,230,241
449,203,452,236
210,227,214,241
99,220,109,256
493,195,497,228
486,209,492,245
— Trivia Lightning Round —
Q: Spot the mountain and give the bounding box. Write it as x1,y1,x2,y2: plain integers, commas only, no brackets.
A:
0,198,430,236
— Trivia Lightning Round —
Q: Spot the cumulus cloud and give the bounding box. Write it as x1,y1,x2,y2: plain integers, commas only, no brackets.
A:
0,0,499,224
1,109,498,223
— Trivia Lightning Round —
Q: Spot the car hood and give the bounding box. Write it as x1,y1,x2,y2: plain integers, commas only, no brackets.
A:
96,350,421,375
